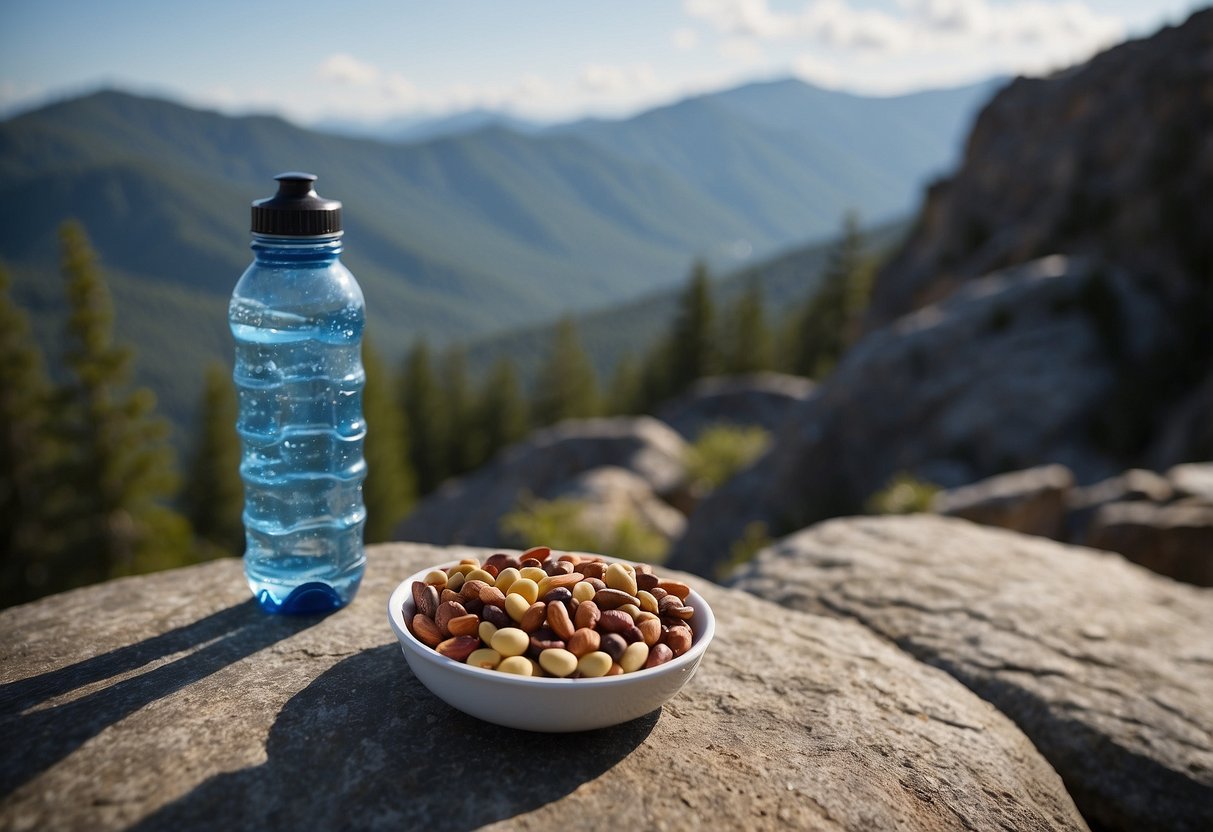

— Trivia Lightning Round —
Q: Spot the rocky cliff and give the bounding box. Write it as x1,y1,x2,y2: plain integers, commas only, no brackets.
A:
865,8,1213,463
669,10,1213,575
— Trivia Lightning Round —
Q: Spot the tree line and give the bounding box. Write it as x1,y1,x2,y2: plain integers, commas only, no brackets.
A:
0,216,873,607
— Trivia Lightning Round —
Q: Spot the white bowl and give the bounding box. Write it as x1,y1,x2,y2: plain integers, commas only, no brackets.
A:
387,557,716,732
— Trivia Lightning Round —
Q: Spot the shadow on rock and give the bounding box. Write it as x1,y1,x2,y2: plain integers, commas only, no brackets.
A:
130,644,659,831
0,600,322,799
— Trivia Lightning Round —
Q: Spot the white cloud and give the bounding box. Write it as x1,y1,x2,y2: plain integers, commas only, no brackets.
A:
317,53,381,86
672,27,701,50
579,63,659,95
685,0,1123,55
686,0,1125,91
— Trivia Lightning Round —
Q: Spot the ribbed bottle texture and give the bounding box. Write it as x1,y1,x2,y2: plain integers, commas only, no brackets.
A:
230,235,367,613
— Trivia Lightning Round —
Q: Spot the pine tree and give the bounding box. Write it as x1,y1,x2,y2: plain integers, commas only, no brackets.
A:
440,346,478,477
666,260,717,395
473,357,529,467
788,213,872,379
531,317,600,427
0,265,58,606
55,221,191,582
400,338,448,495
361,337,415,543
606,352,644,415
183,362,244,557
723,279,774,374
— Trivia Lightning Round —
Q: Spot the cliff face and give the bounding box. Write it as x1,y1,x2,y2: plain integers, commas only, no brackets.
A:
865,9,1213,329
670,10,1213,576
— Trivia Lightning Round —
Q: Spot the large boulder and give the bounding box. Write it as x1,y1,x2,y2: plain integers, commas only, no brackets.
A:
655,373,815,440
1064,467,1174,542
549,465,686,543
730,514,1213,832
0,545,1087,831
668,256,1166,577
1166,461,1213,504
933,464,1074,538
1085,501,1213,586
396,417,687,546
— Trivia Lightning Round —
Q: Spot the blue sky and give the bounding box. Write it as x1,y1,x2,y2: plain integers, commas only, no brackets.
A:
0,0,1204,124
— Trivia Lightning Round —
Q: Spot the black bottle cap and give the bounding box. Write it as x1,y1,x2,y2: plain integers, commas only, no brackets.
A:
251,172,342,236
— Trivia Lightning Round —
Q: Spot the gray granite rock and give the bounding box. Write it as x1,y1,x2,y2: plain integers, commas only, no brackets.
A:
1064,468,1175,544
730,514,1213,832
1167,462,1213,504
1,545,1087,831
549,465,686,543
933,464,1074,539
396,417,688,546
1085,501,1213,587
655,372,816,441
669,256,1165,577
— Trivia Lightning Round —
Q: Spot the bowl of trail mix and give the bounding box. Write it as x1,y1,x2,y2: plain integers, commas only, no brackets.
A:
388,546,715,732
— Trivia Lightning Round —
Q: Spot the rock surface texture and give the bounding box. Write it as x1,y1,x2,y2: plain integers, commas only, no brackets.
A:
730,514,1213,832
655,373,815,440
933,464,1075,538
0,543,1088,831
397,417,688,546
1085,501,1213,587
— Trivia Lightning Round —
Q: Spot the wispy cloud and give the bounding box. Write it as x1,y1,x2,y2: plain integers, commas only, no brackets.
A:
316,53,381,86
685,0,1125,92
685,0,1122,49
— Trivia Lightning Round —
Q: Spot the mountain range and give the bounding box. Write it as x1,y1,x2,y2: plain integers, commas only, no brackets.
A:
0,76,999,429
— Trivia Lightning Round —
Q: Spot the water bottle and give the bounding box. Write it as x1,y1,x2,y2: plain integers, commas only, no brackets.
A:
230,172,367,614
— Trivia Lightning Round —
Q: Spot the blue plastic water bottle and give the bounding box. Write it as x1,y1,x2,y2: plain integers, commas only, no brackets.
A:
230,172,367,614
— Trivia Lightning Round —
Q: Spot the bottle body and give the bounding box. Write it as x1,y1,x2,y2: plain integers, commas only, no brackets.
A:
230,235,367,613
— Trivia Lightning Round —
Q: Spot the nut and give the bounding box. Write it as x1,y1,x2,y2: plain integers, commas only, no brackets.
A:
574,600,601,631
436,635,480,662
413,582,440,619
447,614,481,638
411,613,443,647
567,627,601,657
434,600,467,636
664,625,693,656
594,588,640,610
547,600,575,640
520,601,548,633
644,643,674,669
598,609,634,634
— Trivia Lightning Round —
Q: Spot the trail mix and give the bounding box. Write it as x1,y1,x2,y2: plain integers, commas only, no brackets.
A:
405,547,697,678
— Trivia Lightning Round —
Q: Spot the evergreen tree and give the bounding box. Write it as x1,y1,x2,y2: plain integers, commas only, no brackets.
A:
400,338,448,495
787,213,873,379
666,260,717,395
440,346,478,477
638,337,675,414
361,337,415,543
473,357,529,467
54,221,191,582
723,279,774,374
531,317,600,427
0,265,58,606
606,352,644,415
183,362,244,557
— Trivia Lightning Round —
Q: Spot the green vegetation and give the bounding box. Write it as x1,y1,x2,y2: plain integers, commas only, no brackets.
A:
785,213,876,380
685,426,771,491
865,472,940,515
717,521,773,581
0,263,59,601
499,495,669,563
530,318,601,427
362,337,416,543
183,362,243,557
